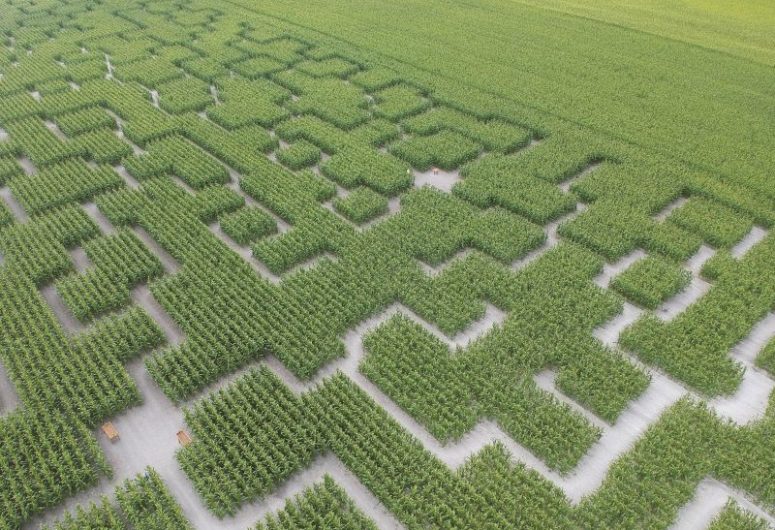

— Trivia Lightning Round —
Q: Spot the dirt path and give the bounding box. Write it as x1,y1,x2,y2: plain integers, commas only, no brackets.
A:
0,358,20,416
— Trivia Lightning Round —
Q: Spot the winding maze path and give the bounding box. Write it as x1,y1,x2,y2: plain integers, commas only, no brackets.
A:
1,1,775,529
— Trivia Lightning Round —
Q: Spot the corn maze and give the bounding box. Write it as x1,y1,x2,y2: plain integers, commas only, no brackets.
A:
0,0,774,529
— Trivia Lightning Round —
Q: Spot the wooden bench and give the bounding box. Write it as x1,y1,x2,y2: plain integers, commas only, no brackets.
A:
177,430,192,447
101,422,119,443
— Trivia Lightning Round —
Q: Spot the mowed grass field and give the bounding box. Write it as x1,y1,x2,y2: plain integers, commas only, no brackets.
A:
224,0,775,192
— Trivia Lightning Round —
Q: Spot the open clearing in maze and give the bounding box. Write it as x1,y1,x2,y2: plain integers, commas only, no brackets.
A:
0,0,774,529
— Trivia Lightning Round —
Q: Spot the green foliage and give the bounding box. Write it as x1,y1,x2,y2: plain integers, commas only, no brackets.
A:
622,232,775,395
252,218,334,274
10,159,122,215
72,306,165,364
361,315,479,440
321,146,412,195
1,4,774,529
192,185,244,224
0,198,13,228
708,501,771,530
668,197,754,248
284,74,370,129
116,468,194,530
182,367,530,528
391,130,481,171
179,367,319,517
455,154,577,224
44,467,194,530
296,58,360,78
95,187,147,226
570,160,681,211
54,107,115,137
576,400,716,529
253,476,378,530
577,398,775,528
372,84,429,121
74,128,133,164
35,79,72,96
180,55,227,82
457,443,574,529
0,410,110,530
333,187,388,223
180,115,278,170
113,57,184,87
361,310,611,470
276,140,321,170
56,228,164,321
219,206,277,245
124,135,229,189
756,338,775,377
0,157,23,185
559,200,702,262
0,93,40,123
43,498,125,530
466,207,545,262
4,118,85,166
610,255,691,309
157,77,212,114
235,36,307,63
0,205,164,430
207,78,289,129
0,205,98,285
349,67,401,92
233,55,287,79
701,250,737,281
403,107,531,152
251,0,775,205
57,269,132,322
